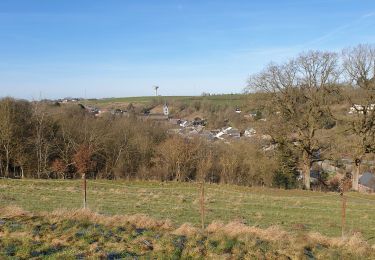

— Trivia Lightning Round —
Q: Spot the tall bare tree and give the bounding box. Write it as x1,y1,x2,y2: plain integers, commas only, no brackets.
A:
32,102,58,178
154,135,201,181
342,44,375,191
0,98,13,178
0,98,34,178
247,51,340,189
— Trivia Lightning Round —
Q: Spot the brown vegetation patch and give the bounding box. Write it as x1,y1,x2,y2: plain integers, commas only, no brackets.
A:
1,205,374,257
302,231,370,254
206,220,289,242
0,205,31,218
292,223,307,231
173,223,200,236
46,208,174,230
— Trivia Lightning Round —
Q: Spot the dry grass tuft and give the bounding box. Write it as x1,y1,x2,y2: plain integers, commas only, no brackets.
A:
122,214,173,230
206,221,373,255
0,205,31,218
262,225,290,241
173,223,200,236
46,208,173,230
307,232,331,246
205,220,289,242
345,232,368,254
206,220,225,233
177,195,187,203
292,223,307,231
51,238,69,247
254,212,263,220
308,231,370,254
7,231,32,239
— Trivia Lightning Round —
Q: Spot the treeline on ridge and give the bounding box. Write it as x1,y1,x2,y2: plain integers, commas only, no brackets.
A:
0,100,277,187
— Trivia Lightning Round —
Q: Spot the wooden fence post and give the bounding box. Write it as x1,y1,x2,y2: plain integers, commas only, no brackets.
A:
83,173,87,209
341,192,347,238
200,181,205,230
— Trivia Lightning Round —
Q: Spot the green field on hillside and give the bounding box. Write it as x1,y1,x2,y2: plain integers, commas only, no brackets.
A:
1,179,374,242
88,94,248,107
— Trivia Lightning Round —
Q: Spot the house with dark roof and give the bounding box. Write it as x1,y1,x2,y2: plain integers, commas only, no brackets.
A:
359,172,375,193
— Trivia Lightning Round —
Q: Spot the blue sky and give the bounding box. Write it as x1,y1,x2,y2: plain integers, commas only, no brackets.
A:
1,0,375,99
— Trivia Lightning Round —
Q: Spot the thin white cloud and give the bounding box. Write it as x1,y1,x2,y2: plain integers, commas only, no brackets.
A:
303,11,375,47
362,12,375,18
234,10,375,67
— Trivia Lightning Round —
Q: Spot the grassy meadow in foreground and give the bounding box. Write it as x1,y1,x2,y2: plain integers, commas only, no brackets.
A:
1,206,375,259
1,179,375,243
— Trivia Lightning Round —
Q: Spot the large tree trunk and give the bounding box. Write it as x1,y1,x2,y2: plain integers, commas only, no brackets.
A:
302,150,311,190
352,159,361,191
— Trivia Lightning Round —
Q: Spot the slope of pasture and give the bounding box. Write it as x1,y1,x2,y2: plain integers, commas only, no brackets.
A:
2,206,375,259
87,94,248,108
1,179,375,242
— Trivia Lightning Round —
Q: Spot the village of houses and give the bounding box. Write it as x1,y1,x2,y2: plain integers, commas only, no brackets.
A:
55,97,375,193
56,97,259,141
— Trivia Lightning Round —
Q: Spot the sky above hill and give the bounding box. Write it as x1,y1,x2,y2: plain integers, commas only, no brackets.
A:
1,0,375,99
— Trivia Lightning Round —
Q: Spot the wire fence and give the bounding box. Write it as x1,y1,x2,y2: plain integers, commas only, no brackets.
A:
1,179,375,239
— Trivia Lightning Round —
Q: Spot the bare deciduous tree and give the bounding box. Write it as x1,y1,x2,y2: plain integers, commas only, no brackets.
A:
342,44,375,191
247,51,340,189
32,102,59,178
0,98,13,178
154,136,201,181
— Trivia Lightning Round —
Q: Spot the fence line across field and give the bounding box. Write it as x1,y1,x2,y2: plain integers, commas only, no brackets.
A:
3,178,375,241
2,190,348,207
3,185,347,207
3,180,374,206
206,187,341,199
345,195,375,203
2,185,375,240
75,180,348,200
3,178,360,200
4,190,375,214
90,181,345,200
